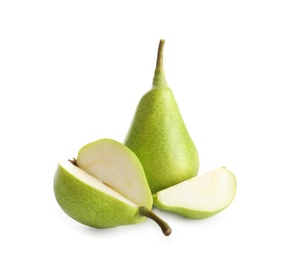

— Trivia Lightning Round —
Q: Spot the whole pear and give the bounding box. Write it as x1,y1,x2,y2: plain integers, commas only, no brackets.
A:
125,40,199,194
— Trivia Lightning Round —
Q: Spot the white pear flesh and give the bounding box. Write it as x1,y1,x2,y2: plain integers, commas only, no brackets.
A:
153,167,237,218
76,138,152,208
62,160,137,206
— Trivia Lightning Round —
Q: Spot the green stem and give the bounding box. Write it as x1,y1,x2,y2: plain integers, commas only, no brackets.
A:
156,39,165,70
138,206,172,236
152,39,168,88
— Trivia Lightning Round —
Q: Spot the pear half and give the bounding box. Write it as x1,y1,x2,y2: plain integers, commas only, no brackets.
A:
54,138,171,236
153,167,237,218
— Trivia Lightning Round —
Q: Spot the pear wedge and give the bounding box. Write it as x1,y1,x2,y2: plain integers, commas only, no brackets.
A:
153,167,237,218
54,138,171,236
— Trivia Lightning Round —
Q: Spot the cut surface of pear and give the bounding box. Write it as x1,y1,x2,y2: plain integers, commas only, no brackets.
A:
153,167,237,219
76,138,152,207
125,39,199,194
54,138,171,236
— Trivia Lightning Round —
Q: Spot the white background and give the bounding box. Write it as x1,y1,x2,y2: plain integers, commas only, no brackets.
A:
1,0,300,259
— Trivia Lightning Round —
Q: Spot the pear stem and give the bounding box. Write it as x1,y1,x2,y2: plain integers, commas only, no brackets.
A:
68,158,77,166
156,39,165,70
138,206,172,236
152,39,168,88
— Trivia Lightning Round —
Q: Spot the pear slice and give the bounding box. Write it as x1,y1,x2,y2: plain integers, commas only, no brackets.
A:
153,167,237,218
54,138,171,236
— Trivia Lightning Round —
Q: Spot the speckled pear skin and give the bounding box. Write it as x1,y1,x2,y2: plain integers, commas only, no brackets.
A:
125,40,199,194
54,163,145,228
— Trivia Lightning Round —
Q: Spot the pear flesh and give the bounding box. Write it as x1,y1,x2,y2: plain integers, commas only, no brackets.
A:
153,167,237,219
54,138,171,235
125,39,199,194
76,138,152,208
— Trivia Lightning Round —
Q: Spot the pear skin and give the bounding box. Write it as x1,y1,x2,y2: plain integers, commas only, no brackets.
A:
125,40,199,194
54,161,144,228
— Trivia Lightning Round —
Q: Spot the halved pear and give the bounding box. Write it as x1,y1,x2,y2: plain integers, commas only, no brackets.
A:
54,138,171,236
153,167,237,218
76,138,153,208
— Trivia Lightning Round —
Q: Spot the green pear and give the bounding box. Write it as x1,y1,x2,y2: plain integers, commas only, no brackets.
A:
153,167,237,218
125,39,199,194
54,138,171,236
